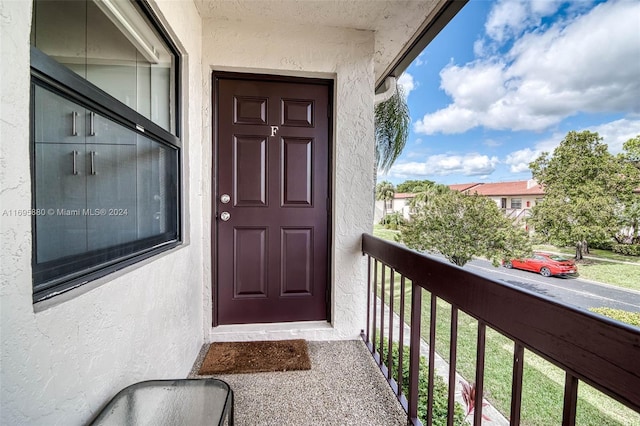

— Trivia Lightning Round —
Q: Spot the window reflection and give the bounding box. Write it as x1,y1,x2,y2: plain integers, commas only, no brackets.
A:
32,0,175,134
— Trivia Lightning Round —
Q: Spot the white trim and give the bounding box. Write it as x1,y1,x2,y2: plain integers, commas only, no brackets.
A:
93,0,160,63
374,76,396,105
208,321,340,342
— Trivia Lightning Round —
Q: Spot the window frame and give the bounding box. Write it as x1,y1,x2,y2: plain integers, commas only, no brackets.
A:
29,2,182,303
510,198,522,209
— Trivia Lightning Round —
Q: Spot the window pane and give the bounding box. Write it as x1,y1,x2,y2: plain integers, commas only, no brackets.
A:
32,0,87,78
136,134,178,239
31,0,176,134
32,84,179,290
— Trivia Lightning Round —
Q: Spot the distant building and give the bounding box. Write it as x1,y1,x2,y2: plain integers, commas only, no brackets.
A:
454,179,545,225
374,192,415,223
375,179,544,226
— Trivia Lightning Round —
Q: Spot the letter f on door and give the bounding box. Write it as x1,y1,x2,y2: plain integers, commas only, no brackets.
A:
271,126,279,137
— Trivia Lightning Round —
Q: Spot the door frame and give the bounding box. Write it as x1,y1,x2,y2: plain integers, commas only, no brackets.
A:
211,71,334,327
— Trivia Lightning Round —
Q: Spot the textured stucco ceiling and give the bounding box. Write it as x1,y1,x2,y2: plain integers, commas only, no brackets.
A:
193,0,448,85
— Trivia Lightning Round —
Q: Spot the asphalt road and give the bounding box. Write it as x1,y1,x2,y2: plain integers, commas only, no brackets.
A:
461,257,640,313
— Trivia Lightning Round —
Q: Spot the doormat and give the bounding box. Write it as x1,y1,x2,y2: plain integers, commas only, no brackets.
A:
198,339,311,375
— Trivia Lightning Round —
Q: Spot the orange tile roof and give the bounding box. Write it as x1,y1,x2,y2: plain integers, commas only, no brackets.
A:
450,180,545,196
394,192,416,199
448,183,482,192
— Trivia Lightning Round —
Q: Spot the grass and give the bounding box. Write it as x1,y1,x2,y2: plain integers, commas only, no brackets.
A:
367,230,640,425
534,244,640,264
374,335,467,426
577,262,640,291
589,307,640,327
376,278,640,425
533,244,640,292
373,224,400,242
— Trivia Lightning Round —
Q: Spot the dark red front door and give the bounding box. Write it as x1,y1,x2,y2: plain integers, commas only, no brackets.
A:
214,75,330,325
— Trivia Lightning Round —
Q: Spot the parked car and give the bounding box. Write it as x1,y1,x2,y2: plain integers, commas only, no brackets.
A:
503,252,577,277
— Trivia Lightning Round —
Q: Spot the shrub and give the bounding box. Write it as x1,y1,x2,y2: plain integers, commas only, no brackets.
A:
380,212,407,230
589,307,640,327
612,244,640,256
374,336,467,425
589,240,614,250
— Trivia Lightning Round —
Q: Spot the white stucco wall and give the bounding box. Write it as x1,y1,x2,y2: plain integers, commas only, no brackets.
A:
0,0,205,424
488,195,540,210
201,19,376,341
0,0,379,422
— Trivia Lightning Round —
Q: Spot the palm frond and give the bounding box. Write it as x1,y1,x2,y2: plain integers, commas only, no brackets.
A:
375,81,410,173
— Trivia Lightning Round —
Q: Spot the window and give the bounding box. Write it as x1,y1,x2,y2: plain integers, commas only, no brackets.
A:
31,0,177,134
510,198,522,209
30,0,181,302
385,199,393,211
500,197,507,209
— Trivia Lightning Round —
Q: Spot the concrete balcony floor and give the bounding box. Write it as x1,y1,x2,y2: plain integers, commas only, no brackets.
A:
190,340,406,425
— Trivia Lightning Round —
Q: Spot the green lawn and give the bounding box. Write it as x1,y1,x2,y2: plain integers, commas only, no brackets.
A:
534,245,640,264
533,244,640,292
372,224,400,242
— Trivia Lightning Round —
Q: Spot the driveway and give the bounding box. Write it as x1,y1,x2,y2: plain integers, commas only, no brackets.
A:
463,257,640,313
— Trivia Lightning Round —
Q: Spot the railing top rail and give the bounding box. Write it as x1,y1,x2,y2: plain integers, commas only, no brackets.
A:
362,233,640,412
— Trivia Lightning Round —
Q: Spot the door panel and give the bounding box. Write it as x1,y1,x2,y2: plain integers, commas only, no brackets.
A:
233,136,268,206
233,227,268,297
281,99,313,127
281,228,313,296
234,96,268,125
281,137,312,206
216,76,330,325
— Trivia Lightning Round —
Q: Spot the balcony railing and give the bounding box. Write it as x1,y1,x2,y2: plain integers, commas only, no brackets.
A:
361,233,640,425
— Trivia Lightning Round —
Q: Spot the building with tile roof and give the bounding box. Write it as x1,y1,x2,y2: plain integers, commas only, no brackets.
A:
376,180,545,226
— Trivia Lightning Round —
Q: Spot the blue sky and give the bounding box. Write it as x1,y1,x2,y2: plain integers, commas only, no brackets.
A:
381,0,640,186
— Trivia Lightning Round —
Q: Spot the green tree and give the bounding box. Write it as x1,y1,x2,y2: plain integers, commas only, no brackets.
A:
615,199,640,244
399,186,531,267
396,179,436,193
617,135,640,243
375,81,410,174
623,135,640,167
375,180,395,219
375,180,395,202
529,131,640,259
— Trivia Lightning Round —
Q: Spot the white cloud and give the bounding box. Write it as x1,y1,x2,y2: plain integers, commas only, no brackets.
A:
414,1,640,135
485,0,563,43
587,118,640,154
389,153,499,179
414,52,426,66
483,138,502,148
397,72,416,98
503,117,640,172
505,148,539,173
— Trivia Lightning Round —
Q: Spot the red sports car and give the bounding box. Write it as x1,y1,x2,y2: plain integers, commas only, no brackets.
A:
503,252,577,277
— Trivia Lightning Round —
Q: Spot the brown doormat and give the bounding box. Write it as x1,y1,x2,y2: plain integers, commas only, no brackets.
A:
198,339,311,375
